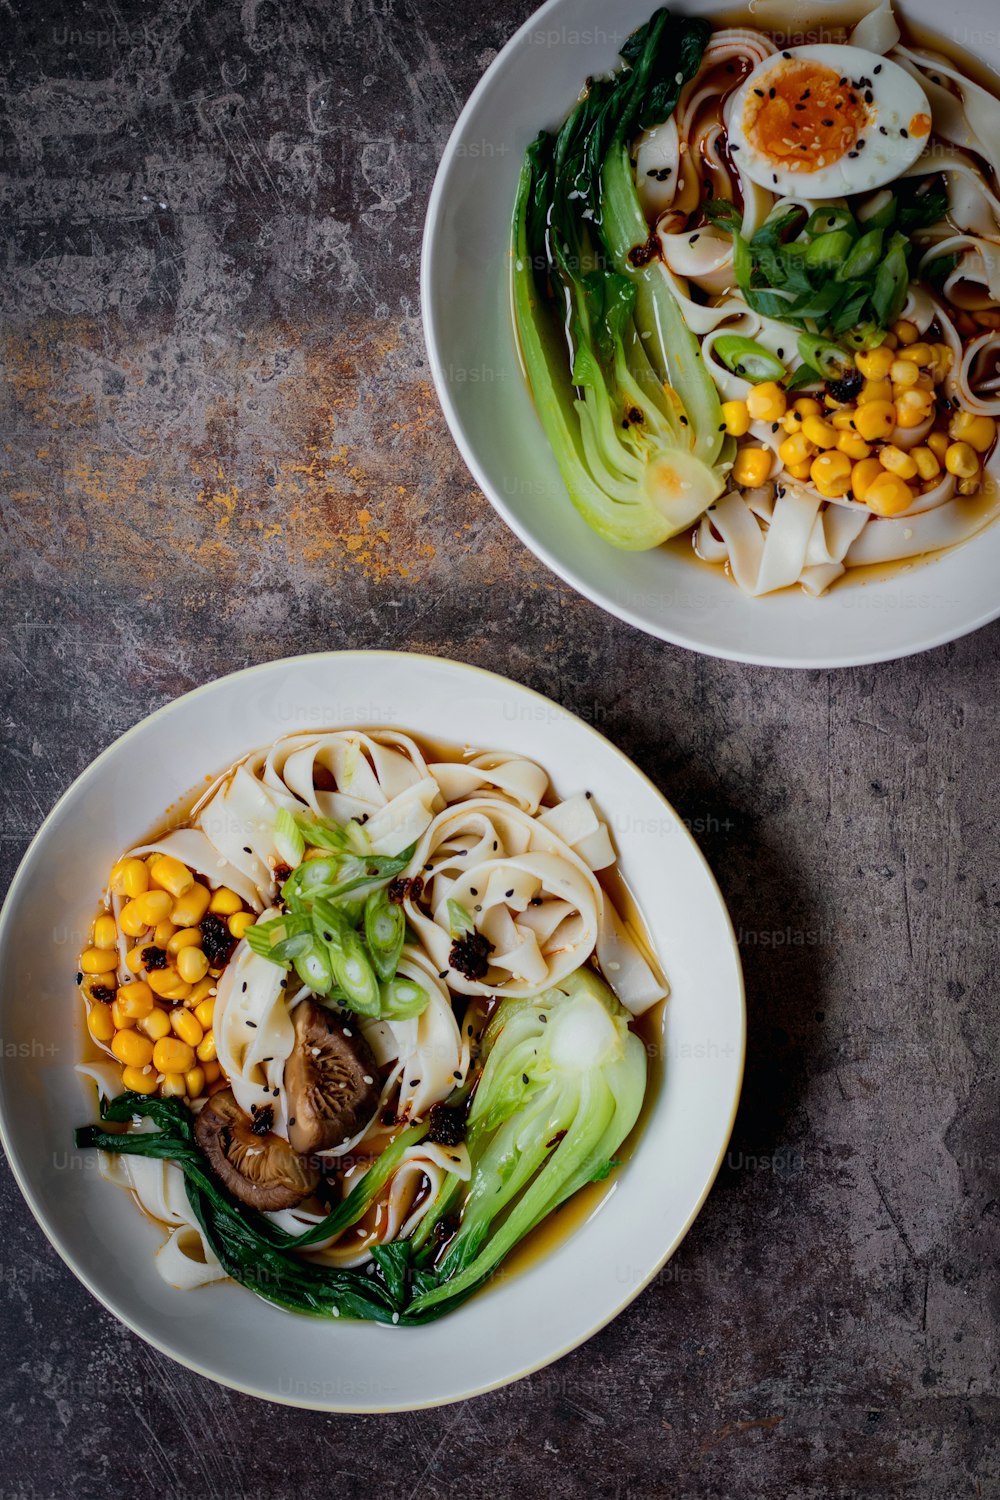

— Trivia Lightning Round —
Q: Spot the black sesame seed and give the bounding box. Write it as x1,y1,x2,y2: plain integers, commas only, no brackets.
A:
439,970,449,979
522,1073,529,1085
247,1020,257,1028
900,127,908,138
874,63,882,73
242,981,247,993
769,86,776,98
848,150,858,158
679,414,689,425
822,119,833,127
782,51,791,59
243,845,252,854
505,889,514,898
76,972,83,985
754,87,765,97
690,232,700,243
864,89,873,103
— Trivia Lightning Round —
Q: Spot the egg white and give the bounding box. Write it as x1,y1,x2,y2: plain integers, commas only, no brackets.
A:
727,44,931,199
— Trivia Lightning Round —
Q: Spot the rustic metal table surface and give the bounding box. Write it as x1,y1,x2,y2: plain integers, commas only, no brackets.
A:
1,1,998,1496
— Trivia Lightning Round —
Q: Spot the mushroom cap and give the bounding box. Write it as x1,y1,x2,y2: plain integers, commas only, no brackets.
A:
193,1088,319,1211
284,998,381,1156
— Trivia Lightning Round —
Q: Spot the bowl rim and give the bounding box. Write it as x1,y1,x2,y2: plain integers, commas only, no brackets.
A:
420,0,1000,669
0,649,745,1410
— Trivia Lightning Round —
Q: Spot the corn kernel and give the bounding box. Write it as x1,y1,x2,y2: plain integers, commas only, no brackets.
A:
125,943,147,975
121,1064,157,1095
111,1029,154,1069
926,431,950,460
110,857,149,898
731,445,772,488
167,926,203,955
837,430,871,461
912,446,941,482
92,914,118,951
161,1072,188,1098
115,981,154,1020
831,408,857,432
801,414,838,449
854,401,897,442
893,319,919,345
80,946,117,975
810,451,853,497
184,1065,207,1099
87,1001,115,1044
196,1030,217,1064
171,1006,204,1046
785,460,813,481
228,912,255,941
203,1060,222,1084
865,471,915,516
82,971,117,1000
194,996,216,1030
186,977,215,1008
721,399,750,437
779,432,815,468
131,889,174,928
858,378,894,406
882,332,899,350
746,382,787,423
851,457,885,503
111,997,135,1029
153,1036,196,1074
878,445,918,480
793,397,823,418
149,855,195,898
148,968,193,1002
138,1007,172,1042
171,882,211,928
153,920,177,948
856,347,894,380
898,341,934,367
931,344,953,379
208,887,243,916
958,476,980,496
890,359,920,388
949,411,996,453
895,389,934,429
945,441,979,479
177,946,209,984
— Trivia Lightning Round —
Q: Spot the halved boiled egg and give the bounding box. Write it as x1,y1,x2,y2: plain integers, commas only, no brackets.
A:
727,44,932,198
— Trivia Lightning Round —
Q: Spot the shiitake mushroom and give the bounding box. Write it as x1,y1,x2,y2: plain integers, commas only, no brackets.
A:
284,998,381,1155
193,1088,319,1210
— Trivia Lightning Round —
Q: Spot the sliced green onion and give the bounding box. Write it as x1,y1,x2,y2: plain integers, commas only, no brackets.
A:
872,234,909,328
312,899,381,1016
380,977,430,1020
837,227,883,282
713,335,786,383
447,899,476,938
274,808,305,868
364,887,405,982
293,943,334,995
805,229,854,272
804,206,857,238
797,333,853,380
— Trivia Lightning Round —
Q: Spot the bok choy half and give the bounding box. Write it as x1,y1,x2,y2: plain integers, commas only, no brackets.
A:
511,8,728,549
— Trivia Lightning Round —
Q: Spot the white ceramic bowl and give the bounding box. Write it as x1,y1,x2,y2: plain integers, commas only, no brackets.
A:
422,0,1000,666
0,652,744,1411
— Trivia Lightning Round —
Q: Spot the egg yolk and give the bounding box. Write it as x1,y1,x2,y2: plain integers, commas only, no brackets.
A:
742,60,871,173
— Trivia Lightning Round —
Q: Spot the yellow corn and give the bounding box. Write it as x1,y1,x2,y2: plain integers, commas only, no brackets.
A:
810,451,853,498
110,857,149,898
228,912,255,941
153,920,177,948
898,341,934,367
110,998,134,1030
196,1030,217,1064
801,415,838,449
894,389,935,429
779,432,815,469
115,981,154,1020
138,1007,172,1042
793,398,823,418
945,441,979,479
856,347,894,380
167,926,203,955
893,320,919,345
184,1065,207,1099
148,855,195,898
125,943,147,975
177,946,209,984
926,431,950,461
121,1064,157,1095
170,1006,204,1046
854,401,897,442
721,399,750,437
865,472,915,516
80,946,117,975
158,1072,186,1098
912,446,941,482
890,359,920,388
87,1002,115,1044
859,379,893,406
148,969,193,1002
208,886,243,916
202,1060,222,1084
82,971,117,1000
837,431,871,461
949,411,996,453
831,408,857,432
878,445,918,480
153,1036,196,1074
171,882,211,927
931,344,953,379
123,889,173,931
194,996,216,1030
111,1029,154,1069
851,457,884,503
187,977,215,1008
746,382,786,423
784,460,813,481
92,914,118,950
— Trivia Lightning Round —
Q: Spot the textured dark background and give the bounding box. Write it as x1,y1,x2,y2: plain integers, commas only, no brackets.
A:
1,0,998,1496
